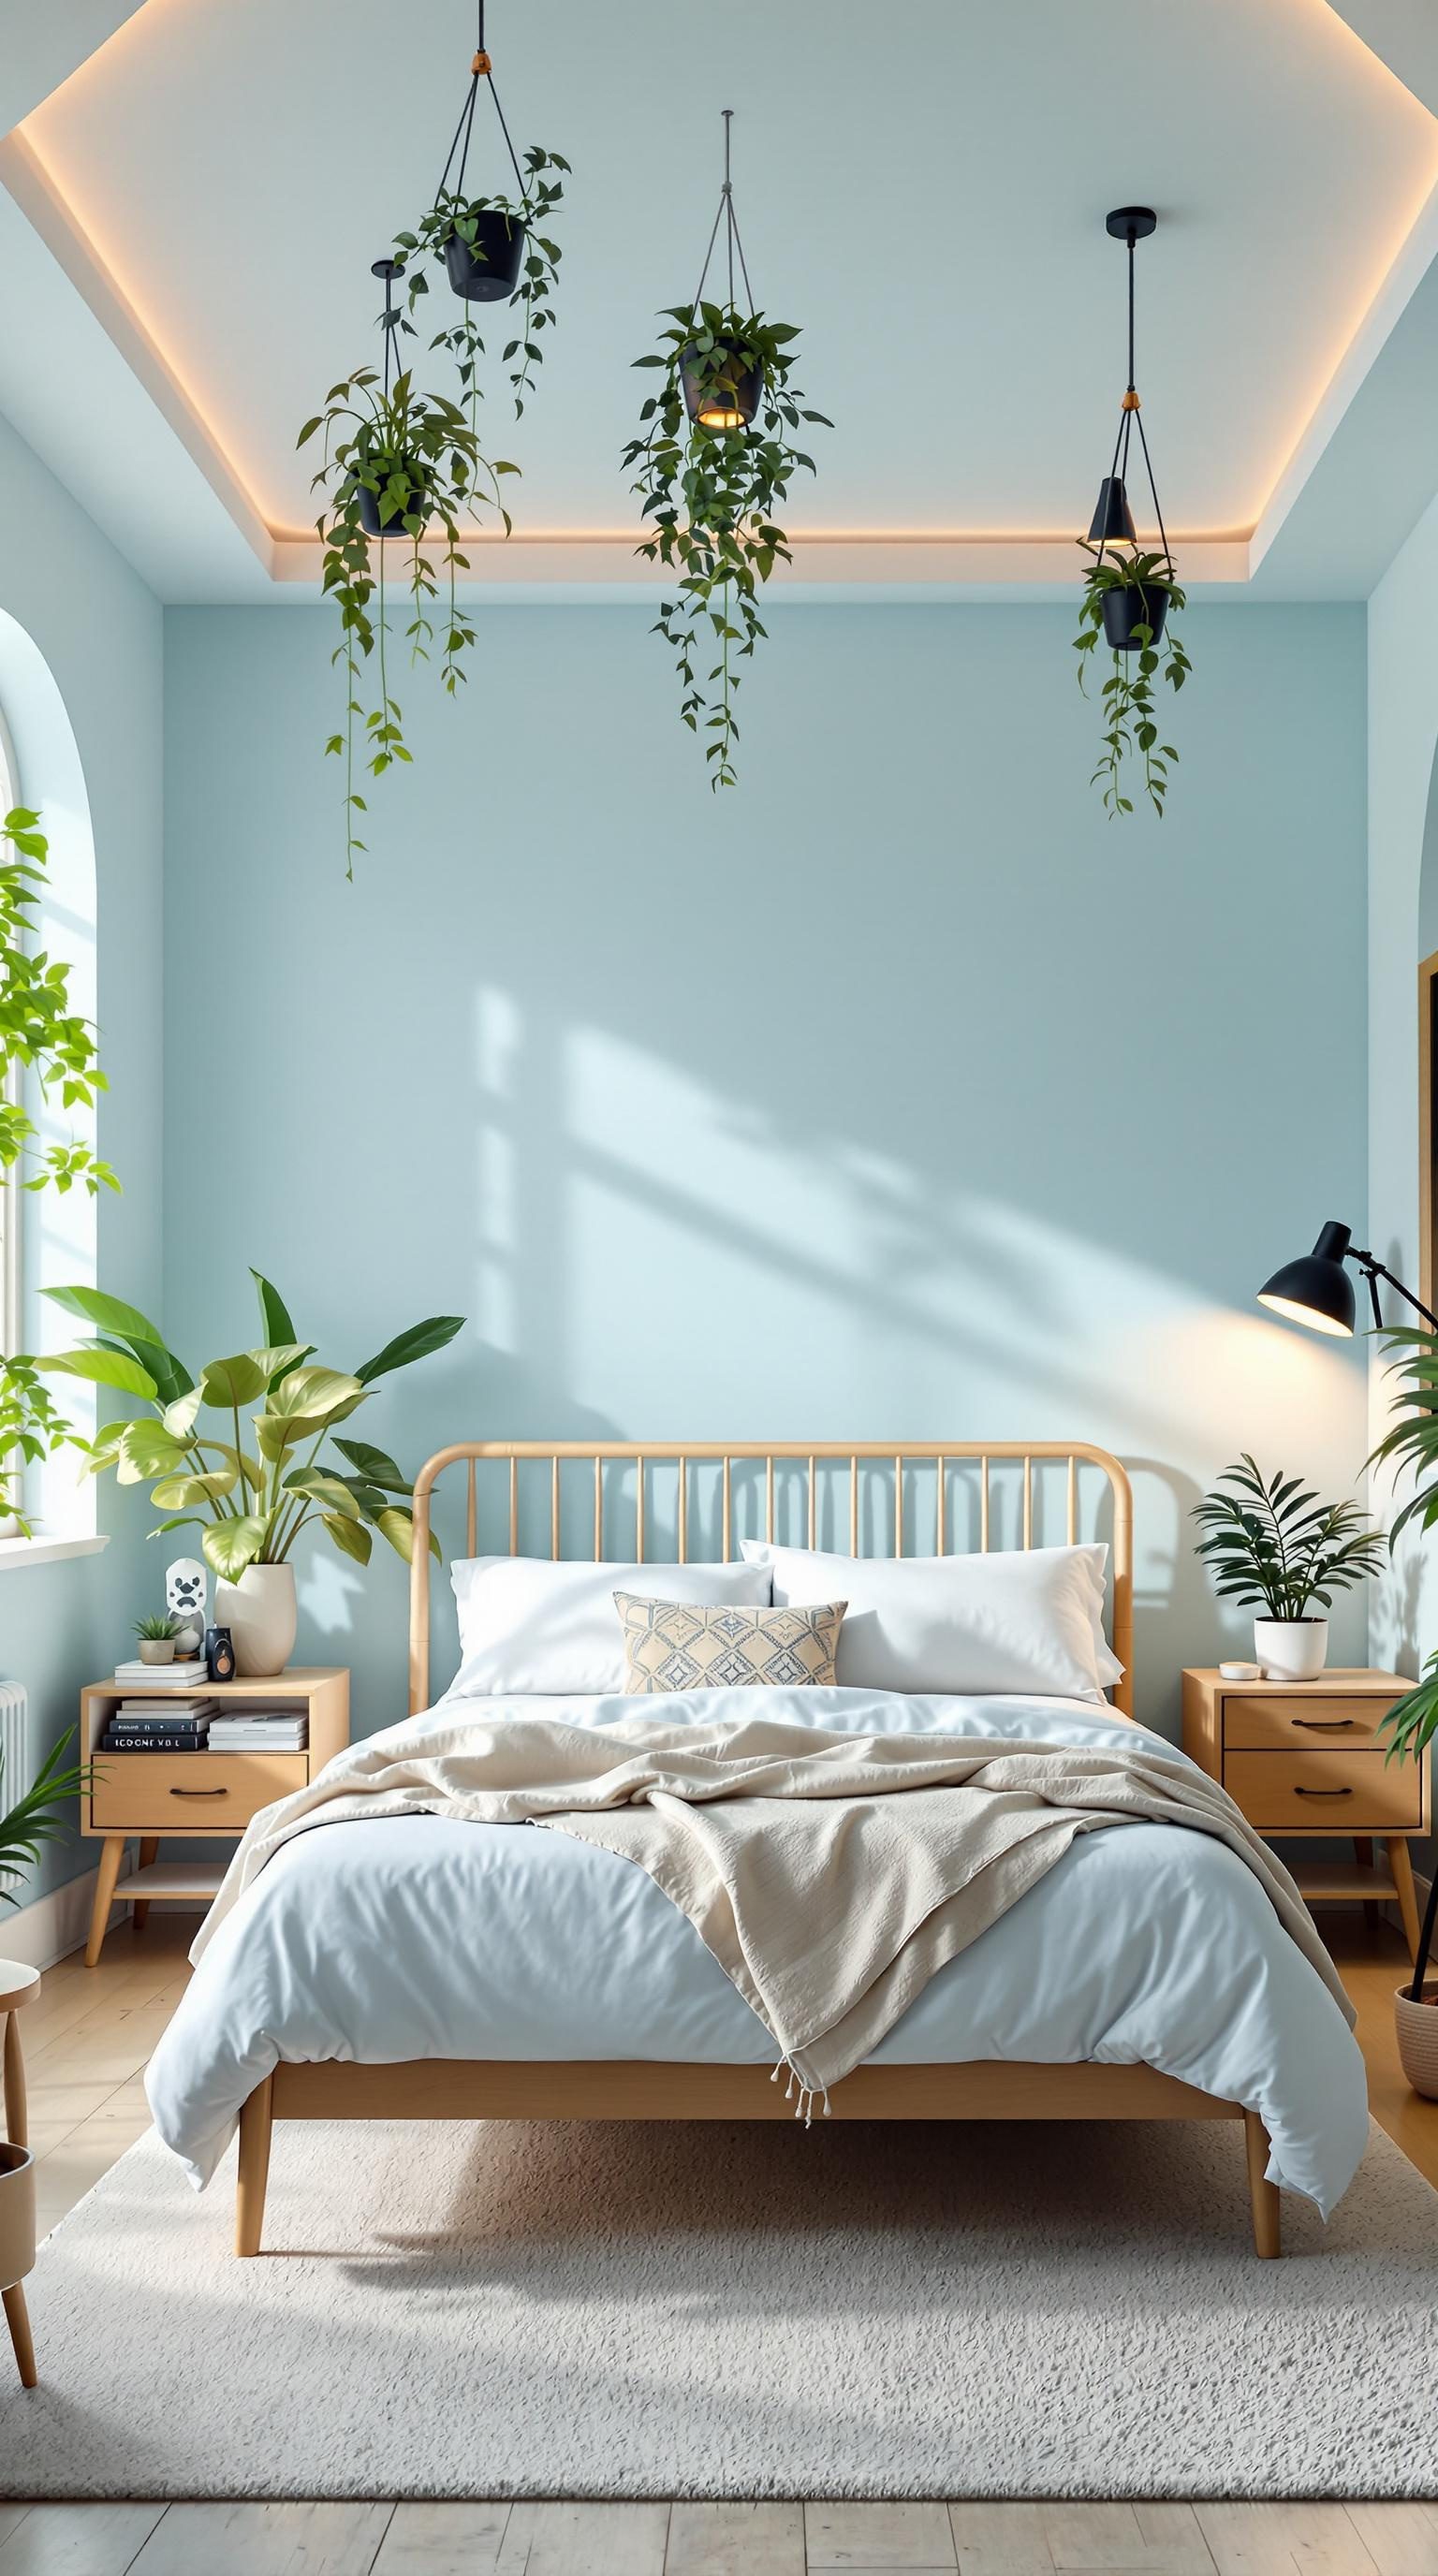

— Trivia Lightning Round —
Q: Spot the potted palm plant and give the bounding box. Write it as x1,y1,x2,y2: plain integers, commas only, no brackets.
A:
1193,1455,1385,1682
0,1730,92,2328
1363,1329,1438,2090
37,1270,463,1676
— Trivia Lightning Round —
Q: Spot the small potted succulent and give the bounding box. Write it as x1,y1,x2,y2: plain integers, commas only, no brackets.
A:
132,1612,182,1666
1,1730,92,2340
1193,1455,1385,1682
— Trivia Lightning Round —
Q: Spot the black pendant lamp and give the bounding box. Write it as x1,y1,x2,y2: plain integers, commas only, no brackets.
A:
432,0,530,302
682,110,763,432
1083,207,1176,645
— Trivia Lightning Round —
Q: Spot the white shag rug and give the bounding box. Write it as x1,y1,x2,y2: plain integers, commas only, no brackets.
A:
4,2115,1437,2500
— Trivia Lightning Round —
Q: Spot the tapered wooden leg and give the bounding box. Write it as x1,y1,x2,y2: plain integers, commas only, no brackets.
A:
236,2074,273,2257
2,2013,25,2153
1244,2111,1282,2259
84,1837,125,1968
1388,1838,1422,1966
3,2283,36,2388
131,1837,158,1933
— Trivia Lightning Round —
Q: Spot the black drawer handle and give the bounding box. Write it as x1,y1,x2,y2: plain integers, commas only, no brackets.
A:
1294,1784,1353,1798
1291,1718,1358,1732
169,1786,228,1799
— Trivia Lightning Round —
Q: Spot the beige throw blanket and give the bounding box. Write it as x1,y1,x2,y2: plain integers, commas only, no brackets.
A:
192,1711,1354,2109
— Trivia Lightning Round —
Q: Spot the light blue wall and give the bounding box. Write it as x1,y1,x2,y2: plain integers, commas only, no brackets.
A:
0,410,164,1910
161,600,1369,1742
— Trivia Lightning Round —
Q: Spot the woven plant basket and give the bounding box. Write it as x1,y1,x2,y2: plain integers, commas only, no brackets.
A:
1395,1983,1438,2099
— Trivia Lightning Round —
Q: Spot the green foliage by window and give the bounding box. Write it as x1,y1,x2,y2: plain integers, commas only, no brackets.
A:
394,147,568,419
40,1268,464,1584
1073,552,1191,817
1362,1328,1438,1764
623,302,830,786
299,366,519,875
1193,1454,1385,1623
1,806,118,1531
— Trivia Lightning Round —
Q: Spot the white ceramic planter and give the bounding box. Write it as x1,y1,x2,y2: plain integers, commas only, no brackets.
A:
1254,1617,1328,1682
214,1563,298,1677
1395,1983,1438,2099
0,2141,35,2295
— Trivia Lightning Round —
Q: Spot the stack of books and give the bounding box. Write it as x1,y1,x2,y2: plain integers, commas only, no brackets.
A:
100,1699,218,1752
110,1657,210,1691
208,1709,308,1752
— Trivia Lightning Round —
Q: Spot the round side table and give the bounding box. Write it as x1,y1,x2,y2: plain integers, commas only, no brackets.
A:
0,1962,39,2389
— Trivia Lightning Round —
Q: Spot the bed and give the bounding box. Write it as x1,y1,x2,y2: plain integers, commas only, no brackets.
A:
143,1441,1370,2260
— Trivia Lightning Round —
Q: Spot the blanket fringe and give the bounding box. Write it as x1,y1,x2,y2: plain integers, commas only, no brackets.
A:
773,2055,831,2128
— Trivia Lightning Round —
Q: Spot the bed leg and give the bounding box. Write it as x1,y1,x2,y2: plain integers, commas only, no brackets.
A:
1243,2110,1281,2258
236,2074,273,2257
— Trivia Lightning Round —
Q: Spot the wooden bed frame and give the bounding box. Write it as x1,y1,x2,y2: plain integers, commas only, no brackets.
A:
232,1440,1283,2260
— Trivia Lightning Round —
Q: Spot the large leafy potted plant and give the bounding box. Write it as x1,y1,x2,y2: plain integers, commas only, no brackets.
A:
300,287,519,876
37,1271,463,1675
624,300,829,786
1361,1329,1438,2089
1074,551,1191,817
1193,1455,1385,1681
0,806,118,1533
0,1728,92,2347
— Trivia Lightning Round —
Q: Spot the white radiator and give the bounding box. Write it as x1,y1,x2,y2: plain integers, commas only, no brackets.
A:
0,1678,25,1891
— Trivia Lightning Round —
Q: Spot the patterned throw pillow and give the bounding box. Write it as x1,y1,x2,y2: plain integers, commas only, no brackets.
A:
614,1591,846,1694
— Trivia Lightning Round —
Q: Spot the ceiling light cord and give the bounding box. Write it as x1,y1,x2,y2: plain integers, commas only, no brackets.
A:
435,0,526,206
691,110,756,317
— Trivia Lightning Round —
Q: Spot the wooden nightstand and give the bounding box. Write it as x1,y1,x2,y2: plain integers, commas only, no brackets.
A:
80,1666,349,1966
1182,1667,1430,1963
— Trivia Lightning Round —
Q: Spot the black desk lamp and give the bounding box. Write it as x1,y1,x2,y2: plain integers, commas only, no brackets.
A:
1257,1221,1438,1337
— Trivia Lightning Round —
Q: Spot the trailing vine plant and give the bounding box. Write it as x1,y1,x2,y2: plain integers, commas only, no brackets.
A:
623,113,830,787
1074,553,1190,817
300,261,518,876
1073,208,1191,818
0,805,118,1532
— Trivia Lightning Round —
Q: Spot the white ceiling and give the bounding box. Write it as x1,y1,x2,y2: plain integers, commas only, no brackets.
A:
2,0,1437,602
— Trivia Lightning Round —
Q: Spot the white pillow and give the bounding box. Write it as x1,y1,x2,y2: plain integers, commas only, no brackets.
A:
739,1540,1122,1703
449,1557,771,1697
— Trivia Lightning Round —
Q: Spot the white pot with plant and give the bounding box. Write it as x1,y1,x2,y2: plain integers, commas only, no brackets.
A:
38,1272,463,1678
0,1730,91,2377
1194,1454,1385,1683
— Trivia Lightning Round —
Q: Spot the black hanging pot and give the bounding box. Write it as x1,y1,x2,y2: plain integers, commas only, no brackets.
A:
445,207,527,302
357,464,428,539
1101,580,1170,651
681,339,764,431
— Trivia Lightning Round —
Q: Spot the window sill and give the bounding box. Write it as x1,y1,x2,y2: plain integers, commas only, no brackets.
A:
0,1533,110,1573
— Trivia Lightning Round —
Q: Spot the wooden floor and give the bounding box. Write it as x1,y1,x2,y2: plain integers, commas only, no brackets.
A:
4,1905,1436,2575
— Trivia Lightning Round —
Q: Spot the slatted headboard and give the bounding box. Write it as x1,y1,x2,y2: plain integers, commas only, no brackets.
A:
408,1440,1134,1717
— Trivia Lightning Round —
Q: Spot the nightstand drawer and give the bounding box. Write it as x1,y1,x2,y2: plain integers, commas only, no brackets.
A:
1225,1748,1423,1830
89,1753,307,1831
1222,1695,1392,1750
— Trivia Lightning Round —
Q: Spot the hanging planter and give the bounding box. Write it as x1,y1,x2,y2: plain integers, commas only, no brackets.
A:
394,5,567,419
299,257,519,876
623,110,831,788
1073,209,1191,818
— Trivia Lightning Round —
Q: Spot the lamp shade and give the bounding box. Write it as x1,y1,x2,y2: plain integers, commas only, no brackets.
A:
1087,476,1137,547
1256,1222,1356,1337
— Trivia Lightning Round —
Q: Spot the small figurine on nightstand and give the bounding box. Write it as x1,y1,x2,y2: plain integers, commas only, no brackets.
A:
204,1625,237,1683
165,1557,209,1661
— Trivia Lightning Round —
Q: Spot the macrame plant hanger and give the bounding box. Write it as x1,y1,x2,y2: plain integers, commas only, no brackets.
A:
1086,208,1173,578
690,108,755,318
436,0,527,208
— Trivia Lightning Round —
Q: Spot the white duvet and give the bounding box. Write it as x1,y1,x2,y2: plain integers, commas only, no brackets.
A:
145,1687,1370,2214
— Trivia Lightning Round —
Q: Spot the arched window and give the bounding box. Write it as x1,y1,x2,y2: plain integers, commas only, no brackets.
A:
0,611,103,1559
